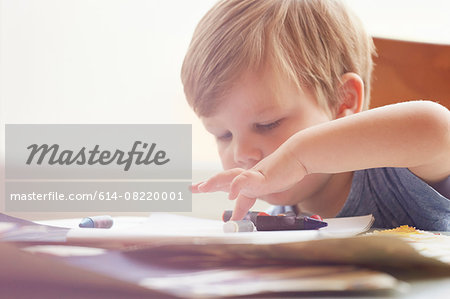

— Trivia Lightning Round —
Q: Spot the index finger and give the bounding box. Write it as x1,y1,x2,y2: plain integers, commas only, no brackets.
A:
230,194,256,221
197,168,245,193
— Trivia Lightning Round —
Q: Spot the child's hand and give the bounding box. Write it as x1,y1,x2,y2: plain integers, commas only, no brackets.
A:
190,168,256,220
192,168,259,220
191,168,246,194
192,141,309,220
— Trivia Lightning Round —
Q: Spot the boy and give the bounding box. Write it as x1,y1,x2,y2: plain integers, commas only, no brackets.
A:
181,0,450,230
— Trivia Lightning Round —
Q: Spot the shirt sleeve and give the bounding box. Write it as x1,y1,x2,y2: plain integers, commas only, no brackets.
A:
337,167,450,231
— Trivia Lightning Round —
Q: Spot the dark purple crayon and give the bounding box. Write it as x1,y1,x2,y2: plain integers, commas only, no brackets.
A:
256,215,327,231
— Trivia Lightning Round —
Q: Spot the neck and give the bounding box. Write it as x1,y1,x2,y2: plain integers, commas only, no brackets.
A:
297,171,354,218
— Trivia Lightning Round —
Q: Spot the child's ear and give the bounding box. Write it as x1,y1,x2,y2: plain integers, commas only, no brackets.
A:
335,72,364,118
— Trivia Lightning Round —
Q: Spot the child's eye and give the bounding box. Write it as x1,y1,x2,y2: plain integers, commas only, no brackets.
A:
216,131,232,141
255,119,282,131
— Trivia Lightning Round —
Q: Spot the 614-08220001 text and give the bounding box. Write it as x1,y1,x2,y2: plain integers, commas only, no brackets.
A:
9,191,185,201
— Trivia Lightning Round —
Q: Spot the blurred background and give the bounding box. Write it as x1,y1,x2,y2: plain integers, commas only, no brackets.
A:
1,0,449,220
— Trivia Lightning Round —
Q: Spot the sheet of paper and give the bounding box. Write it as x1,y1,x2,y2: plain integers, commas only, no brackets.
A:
124,234,450,274
65,213,375,247
139,266,407,298
321,214,375,235
0,213,69,242
2,240,407,298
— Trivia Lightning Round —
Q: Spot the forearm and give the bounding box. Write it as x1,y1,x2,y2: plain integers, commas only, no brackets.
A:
286,101,450,182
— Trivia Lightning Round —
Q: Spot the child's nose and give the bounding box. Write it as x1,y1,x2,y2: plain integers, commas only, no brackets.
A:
233,139,262,168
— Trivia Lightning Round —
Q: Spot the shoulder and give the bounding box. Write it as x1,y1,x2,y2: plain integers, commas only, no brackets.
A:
406,101,450,183
353,167,448,199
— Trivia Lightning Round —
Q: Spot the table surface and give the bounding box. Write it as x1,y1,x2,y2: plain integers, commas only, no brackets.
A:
30,216,450,299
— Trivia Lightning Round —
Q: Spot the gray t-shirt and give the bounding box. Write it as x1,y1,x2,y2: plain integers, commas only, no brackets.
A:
270,167,450,231
337,167,449,230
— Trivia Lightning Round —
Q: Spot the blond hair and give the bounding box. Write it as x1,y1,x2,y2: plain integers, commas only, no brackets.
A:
181,0,375,116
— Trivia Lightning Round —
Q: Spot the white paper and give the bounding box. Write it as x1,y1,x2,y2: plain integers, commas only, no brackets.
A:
65,213,375,246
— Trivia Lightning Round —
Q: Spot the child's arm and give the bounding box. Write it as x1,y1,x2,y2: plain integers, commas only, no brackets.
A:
195,100,450,220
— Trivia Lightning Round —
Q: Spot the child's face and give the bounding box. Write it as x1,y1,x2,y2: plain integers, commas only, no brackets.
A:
201,69,334,206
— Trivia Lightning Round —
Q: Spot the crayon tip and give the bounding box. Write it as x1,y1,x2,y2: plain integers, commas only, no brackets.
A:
222,210,233,222
79,217,94,228
304,217,328,230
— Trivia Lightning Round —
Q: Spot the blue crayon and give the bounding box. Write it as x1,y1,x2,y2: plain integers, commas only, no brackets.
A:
79,215,113,228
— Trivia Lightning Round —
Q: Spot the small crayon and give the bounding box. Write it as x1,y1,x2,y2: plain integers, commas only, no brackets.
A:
223,220,255,233
79,215,114,228
256,215,327,231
